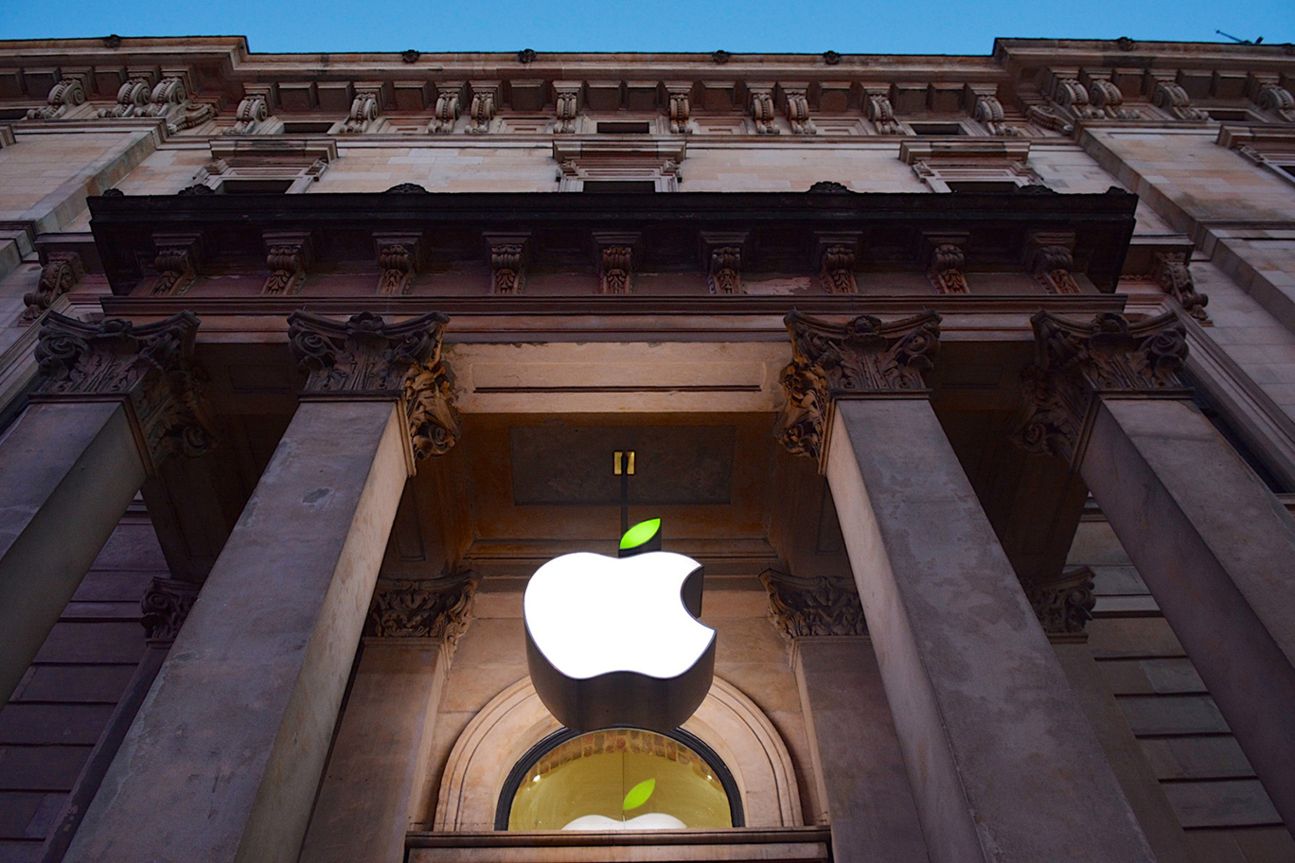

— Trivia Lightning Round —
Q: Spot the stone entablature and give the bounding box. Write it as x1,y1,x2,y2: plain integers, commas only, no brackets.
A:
1,38,1290,139
84,189,1138,298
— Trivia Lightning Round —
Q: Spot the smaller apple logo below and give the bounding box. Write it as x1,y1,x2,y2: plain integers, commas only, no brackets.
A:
524,518,716,732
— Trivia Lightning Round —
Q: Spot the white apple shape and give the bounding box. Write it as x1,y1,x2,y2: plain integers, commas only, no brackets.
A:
524,550,716,732
562,813,688,831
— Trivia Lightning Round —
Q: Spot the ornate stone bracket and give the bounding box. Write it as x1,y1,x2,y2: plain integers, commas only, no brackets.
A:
466,82,498,134
366,570,478,657
667,83,692,134
782,86,815,135
925,233,970,294
554,82,580,134
1086,77,1141,120
759,569,866,640
21,252,84,325
815,234,858,294
136,76,216,134
1027,566,1096,639
287,310,459,467
1028,232,1082,294
1255,81,1295,122
750,86,778,135
375,233,422,296
485,233,528,295
151,232,202,297
26,76,86,120
222,92,271,136
594,232,637,295
1153,251,1209,323
341,89,380,134
706,246,743,294
99,78,151,118
1153,79,1208,122
262,232,312,296
967,86,1023,136
1015,311,1190,465
141,577,200,644
776,310,941,465
864,88,904,134
32,311,214,472
430,82,464,133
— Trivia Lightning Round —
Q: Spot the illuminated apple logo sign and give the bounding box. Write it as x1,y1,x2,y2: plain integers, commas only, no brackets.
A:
524,519,716,732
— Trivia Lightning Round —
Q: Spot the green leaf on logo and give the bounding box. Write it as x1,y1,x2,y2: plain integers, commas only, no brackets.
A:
622,777,656,811
619,518,661,551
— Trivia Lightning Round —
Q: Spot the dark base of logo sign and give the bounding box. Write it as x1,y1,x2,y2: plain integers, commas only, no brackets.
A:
525,633,717,733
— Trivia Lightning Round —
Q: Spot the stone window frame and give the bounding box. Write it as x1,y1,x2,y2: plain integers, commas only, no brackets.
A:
552,139,685,192
188,138,338,194
1217,125,1295,189
898,138,1040,192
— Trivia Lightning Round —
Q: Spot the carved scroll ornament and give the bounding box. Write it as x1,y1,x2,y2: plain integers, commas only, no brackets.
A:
1153,252,1209,323
366,570,478,654
1027,566,1096,637
21,252,84,324
288,311,460,462
1016,311,1189,463
33,311,214,468
141,577,200,643
777,310,941,462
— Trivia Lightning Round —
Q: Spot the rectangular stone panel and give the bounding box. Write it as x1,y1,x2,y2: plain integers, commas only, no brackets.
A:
0,704,114,745
13,665,137,703
1116,694,1230,736
31,622,146,664
1163,780,1283,828
1139,737,1256,780
0,745,91,788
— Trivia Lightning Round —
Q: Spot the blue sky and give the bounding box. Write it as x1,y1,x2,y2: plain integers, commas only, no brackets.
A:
2,0,1291,54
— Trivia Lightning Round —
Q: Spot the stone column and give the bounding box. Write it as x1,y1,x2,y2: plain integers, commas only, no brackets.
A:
760,569,929,863
776,312,1154,863
0,312,209,703
65,312,460,863
299,572,477,863
1021,311,1295,834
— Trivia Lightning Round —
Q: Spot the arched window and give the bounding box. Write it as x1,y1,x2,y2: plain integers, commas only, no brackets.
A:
497,727,744,831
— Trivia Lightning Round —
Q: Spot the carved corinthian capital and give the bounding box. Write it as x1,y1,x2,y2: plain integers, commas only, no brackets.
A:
776,310,941,463
33,311,214,471
1027,566,1096,638
366,570,478,656
141,577,200,644
759,569,866,639
287,311,460,464
1016,311,1189,464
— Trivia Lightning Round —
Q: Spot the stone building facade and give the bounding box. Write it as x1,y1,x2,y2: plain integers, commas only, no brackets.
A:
0,34,1293,863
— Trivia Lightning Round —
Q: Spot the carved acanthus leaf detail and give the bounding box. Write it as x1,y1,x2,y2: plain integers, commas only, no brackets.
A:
263,235,311,296
1015,312,1189,463
141,577,200,643
1153,252,1209,323
151,233,202,296
1028,236,1082,294
467,84,496,134
487,235,528,295
819,244,857,294
599,245,633,295
430,83,462,133
750,88,778,135
776,311,941,462
22,252,84,324
707,246,743,294
366,571,478,653
341,90,380,134
376,236,420,296
1028,566,1096,636
287,311,459,461
34,311,214,467
865,91,904,134
759,569,866,639
783,88,816,135
928,242,969,294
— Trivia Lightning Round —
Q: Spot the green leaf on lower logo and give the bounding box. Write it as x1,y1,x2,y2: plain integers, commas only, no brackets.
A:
619,518,661,551
622,777,656,811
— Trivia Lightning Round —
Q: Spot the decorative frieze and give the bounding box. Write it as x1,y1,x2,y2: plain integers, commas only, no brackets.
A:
1016,311,1190,463
1027,566,1096,637
486,233,528,295
262,232,312,296
21,252,84,325
366,570,477,653
141,577,200,644
375,234,421,296
33,311,214,469
26,76,86,120
759,569,866,639
287,310,459,461
777,310,941,462
1153,251,1209,323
